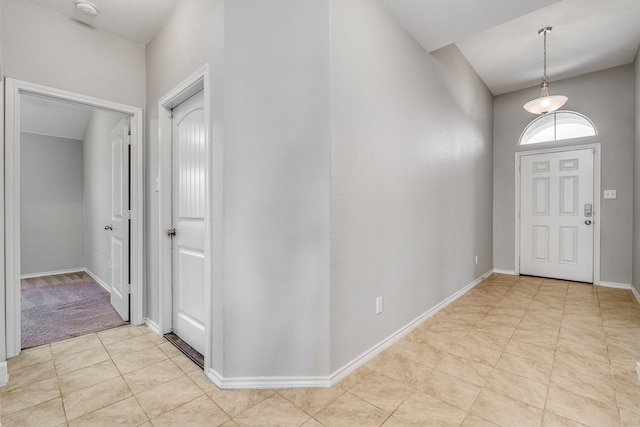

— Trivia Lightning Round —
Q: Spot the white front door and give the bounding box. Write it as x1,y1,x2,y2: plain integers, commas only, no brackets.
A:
519,148,595,282
171,90,206,354
110,118,130,321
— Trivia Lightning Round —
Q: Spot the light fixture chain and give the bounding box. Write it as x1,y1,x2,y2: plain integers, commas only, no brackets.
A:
524,26,567,114
543,29,547,82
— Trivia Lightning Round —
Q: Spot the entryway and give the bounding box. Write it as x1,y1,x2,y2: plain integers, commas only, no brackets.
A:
3,79,144,359
515,144,601,283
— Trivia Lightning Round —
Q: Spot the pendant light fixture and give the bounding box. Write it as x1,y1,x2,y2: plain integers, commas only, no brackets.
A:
523,27,567,115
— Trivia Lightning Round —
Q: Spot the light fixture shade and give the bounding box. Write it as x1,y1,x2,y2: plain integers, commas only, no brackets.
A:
523,94,568,114
524,27,567,115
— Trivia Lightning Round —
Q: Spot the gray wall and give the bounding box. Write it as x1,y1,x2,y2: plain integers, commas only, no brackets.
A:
20,133,84,275
1,0,145,108
147,0,493,380
329,0,494,371
634,50,640,294
494,66,634,285
84,110,124,286
223,0,331,378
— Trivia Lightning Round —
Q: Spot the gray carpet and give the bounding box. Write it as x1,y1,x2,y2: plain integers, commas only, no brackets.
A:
22,273,126,349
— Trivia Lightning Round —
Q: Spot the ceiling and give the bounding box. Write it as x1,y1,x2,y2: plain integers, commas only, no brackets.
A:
22,0,640,98
383,0,640,95
24,0,180,44
21,94,94,140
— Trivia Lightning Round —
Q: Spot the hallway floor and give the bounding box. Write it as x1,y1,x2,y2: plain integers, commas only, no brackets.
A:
1,274,639,426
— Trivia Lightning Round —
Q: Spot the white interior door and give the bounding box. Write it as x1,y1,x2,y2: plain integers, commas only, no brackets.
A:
110,118,130,321
519,148,594,282
171,90,206,354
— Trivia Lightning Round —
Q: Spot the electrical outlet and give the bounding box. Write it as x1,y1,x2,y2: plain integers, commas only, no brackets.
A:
376,296,383,315
475,255,478,265
604,190,616,199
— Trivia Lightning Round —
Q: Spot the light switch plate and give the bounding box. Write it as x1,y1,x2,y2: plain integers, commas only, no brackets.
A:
604,190,616,199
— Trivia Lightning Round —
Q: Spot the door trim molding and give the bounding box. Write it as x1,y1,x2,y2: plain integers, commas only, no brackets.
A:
157,64,212,370
3,78,144,359
514,143,601,284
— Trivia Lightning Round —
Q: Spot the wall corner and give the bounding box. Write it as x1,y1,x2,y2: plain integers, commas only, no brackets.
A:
0,361,8,387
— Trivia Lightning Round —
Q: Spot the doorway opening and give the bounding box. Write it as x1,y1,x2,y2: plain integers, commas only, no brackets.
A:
19,98,130,348
157,65,212,372
3,79,144,359
515,143,601,284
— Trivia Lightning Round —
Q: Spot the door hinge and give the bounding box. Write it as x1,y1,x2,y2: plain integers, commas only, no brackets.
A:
126,210,132,220
125,135,132,146
126,284,131,295
168,109,173,119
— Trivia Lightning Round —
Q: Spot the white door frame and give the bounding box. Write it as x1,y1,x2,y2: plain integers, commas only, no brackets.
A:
0,80,6,376
515,143,601,284
3,78,145,359
157,65,211,363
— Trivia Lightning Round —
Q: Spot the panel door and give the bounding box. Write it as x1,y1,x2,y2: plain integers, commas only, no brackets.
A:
171,90,206,354
519,149,594,282
110,118,130,321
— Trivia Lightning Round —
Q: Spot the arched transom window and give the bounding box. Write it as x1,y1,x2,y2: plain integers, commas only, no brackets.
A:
520,110,597,145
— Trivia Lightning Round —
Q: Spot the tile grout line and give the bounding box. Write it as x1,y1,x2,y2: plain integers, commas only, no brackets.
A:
538,277,568,426
53,340,71,425
469,275,537,426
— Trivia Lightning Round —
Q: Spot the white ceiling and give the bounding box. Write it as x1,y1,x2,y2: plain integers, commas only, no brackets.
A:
21,94,94,140
24,0,181,44
381,0,562,53
383,0,640,95
21,0,640,102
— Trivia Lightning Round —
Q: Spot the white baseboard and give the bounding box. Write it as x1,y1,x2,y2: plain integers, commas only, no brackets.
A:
20,268,85,279
206,368,223,388
329,270,491,387
0,362,7,387
202,271,492,389
492,268,517,276
481,270,494,280
144,318,161,336
207,367,330,389
598,281,640,305
598,281,632,290
84,269,111,293
20,268,111,294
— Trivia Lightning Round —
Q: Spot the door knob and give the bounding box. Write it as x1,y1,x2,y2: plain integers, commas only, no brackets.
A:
585,220,592,225
104,225,113,230
167,228,176,237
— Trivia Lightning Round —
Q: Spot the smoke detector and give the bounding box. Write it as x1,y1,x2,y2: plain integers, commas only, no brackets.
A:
75,1,98,16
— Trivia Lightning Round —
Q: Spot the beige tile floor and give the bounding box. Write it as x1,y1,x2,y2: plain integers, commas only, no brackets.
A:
2,274,639,426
